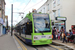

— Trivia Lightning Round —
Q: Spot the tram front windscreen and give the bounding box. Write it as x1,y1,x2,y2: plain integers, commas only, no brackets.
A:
33,13,51,33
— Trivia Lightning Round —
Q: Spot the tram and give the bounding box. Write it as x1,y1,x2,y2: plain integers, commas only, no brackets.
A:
15,12,52,45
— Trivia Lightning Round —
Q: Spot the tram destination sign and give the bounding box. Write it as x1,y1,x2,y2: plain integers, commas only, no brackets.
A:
33,13,49,18
55,17,67,21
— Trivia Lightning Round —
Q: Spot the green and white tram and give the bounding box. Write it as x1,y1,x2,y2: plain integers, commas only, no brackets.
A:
15,13,52,45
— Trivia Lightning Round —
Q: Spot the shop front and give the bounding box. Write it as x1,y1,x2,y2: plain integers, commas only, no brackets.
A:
0,18,3,36
3,25,6,34
55,17,67,31
54,21,65,31
0,24,3,36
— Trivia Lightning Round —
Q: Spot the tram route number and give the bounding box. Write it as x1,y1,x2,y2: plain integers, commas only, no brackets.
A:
41,36,46,38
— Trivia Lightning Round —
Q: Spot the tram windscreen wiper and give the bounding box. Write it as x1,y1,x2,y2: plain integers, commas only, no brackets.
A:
35,28,44,35
40,31,44,35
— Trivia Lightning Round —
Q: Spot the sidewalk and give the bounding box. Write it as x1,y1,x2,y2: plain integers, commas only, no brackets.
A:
52,40,75,50
0,33,19,50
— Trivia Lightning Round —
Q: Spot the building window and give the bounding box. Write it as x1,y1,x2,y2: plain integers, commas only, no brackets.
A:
53,12,56,17
44,8,45,13
3,3,4,10
48,4,49,11
58,0,60,5
41,10,42,13
0,0,1,4
58,9,60,16
53,0,56,7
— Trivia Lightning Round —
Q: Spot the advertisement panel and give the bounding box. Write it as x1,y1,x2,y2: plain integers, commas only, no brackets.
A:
0,25,2,36
0,17,3,24
55,17,67,21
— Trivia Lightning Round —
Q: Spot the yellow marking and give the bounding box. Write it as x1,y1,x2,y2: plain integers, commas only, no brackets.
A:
14,35,27,50
18,35,25,42
18,47,21,48
49,44,63,50
15,36,26,50
15,37,26,50
15,36,25,50
34,42,35,43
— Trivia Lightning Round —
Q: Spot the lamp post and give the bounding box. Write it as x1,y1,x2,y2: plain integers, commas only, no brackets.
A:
11,4,13,36
11,4,24,36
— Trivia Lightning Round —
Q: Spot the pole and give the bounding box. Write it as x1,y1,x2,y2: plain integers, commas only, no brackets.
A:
11,4,13,36
64,21,66,32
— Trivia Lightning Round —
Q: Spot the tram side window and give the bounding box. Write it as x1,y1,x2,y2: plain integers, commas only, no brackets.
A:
25,22,32,35
23,27,25,34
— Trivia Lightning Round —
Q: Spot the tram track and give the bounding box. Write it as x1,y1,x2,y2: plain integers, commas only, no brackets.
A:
14,34,73,50
26,44,58,50
14,34,57,50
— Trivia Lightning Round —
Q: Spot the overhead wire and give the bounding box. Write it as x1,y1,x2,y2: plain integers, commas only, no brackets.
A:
22,0,31,11
18,0,31,18
13,0,31,26
15,0,43,25
23,0,43,13
14,0,45,26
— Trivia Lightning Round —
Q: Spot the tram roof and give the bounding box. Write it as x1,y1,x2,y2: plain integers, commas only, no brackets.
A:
16,17,29,27
15,13,49,27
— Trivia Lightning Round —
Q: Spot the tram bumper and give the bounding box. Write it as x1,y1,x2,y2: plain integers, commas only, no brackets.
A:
39,38,48,42
32,39,52,45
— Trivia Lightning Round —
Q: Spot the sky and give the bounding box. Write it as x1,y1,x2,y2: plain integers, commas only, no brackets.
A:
5,0,47,26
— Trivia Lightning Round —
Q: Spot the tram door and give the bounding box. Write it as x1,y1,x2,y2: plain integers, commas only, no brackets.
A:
71,25,75,34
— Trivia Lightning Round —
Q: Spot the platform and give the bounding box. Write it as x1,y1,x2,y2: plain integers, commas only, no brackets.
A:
52,40,75,50
0,33,21,50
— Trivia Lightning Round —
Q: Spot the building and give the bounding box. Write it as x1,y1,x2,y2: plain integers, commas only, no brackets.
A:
0,18,3,36
0,0,5,19
3,15,8,34
4,15,8,29
0,0,6,36
37,0,75,31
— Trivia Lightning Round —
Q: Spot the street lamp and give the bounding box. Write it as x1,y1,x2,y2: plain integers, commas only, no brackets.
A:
11,4,24,36
11,4,13,36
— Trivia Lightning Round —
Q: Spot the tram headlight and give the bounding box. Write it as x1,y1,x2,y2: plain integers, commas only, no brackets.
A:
49,35,52,38
34,41,35,43
35,29,39,32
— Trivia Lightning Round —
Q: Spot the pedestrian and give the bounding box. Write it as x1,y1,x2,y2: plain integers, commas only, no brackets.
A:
52,27,56,40
56,29,59,39
57,29,59,33
72,27,75,34
69,30,73,35
66,32,70,42
58,32,60,40
67,30,73,42
56,34,58,39
60,27,65,40
62,31,67,43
